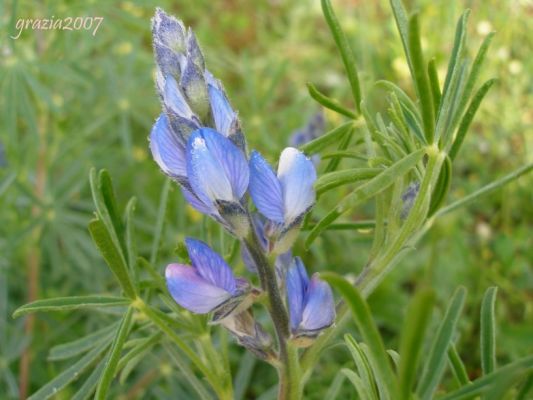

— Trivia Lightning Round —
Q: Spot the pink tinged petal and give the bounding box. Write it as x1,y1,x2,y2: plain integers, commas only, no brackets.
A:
249,151,285,224
300,274,335,332
165,264,232,314
149,113,187,178
185,238,237,294
286,257,309,332
277,147,317,224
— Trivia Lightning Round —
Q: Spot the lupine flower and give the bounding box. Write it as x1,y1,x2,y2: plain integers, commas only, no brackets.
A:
220,310,274,361
286,257,335,347
151,8,245,150
249,147,317,253
165,238,253,322
150,9,250,236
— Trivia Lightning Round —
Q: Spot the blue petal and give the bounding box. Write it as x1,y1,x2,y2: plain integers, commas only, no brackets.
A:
152,8,185,52
185,238,237,294
166,263,232,313
277,147,317,224
300,274,335,332
186,29,205,70
181,185,216,216
249,151,284,224
286,257,309,332
164,75,195,119
208,84,236,137
186,128,249,205
149,113,187,178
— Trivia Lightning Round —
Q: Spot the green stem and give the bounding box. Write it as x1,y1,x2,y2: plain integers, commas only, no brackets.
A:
243,219,301,399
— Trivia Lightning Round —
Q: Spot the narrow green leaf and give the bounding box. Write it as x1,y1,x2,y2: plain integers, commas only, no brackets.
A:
440,10,470,103
345,335,379,399
316,168,381,195
438,355,533,400
321,0,362,112
95,307,134,400
234,352,256,400
342,369,373,400
324,372,346,400
300,122,354,155
408,13,434,143
71,356,108,400
481,287,498,375
517,372,533,400
164,343,214,400
322,273,398,397
49,322,119,360
324,126,354,173
150,178,171,266
98,170,125,245
389,0,414,76
118,332,162,384
303,220,376,231
13,296,130,318
448,344,470,386
306,148,425,248
321,150,368,161
27,339,110,400
307,82,357,118
88,219,136,298
458,32,495,113
417,287,467,400
124,197,138,280
398,289,435,400
428,155,452,217
448,79,496,160
428,59,441,114
437,162,532,217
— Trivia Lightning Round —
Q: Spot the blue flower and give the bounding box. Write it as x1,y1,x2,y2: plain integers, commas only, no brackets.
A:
286,257,335,346
249,147,317,253
166,238,252,321
152,9,244,150
186,128,250,237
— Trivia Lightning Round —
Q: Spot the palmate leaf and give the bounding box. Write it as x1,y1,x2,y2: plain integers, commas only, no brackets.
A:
12,295,131,318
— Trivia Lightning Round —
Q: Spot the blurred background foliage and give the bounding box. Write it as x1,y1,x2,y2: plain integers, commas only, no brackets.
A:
1,0,531,398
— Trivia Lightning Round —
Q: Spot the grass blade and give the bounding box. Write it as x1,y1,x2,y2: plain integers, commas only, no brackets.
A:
13,296,131,318
480,287,498,375
416,286,467,400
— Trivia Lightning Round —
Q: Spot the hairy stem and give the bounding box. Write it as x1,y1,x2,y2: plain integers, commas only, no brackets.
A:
243,219,300,399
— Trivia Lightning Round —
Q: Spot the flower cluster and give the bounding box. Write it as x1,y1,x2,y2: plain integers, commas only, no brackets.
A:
149,9,335,354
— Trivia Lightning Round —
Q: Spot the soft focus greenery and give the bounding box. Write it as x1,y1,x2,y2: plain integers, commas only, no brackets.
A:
1,0,531,398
